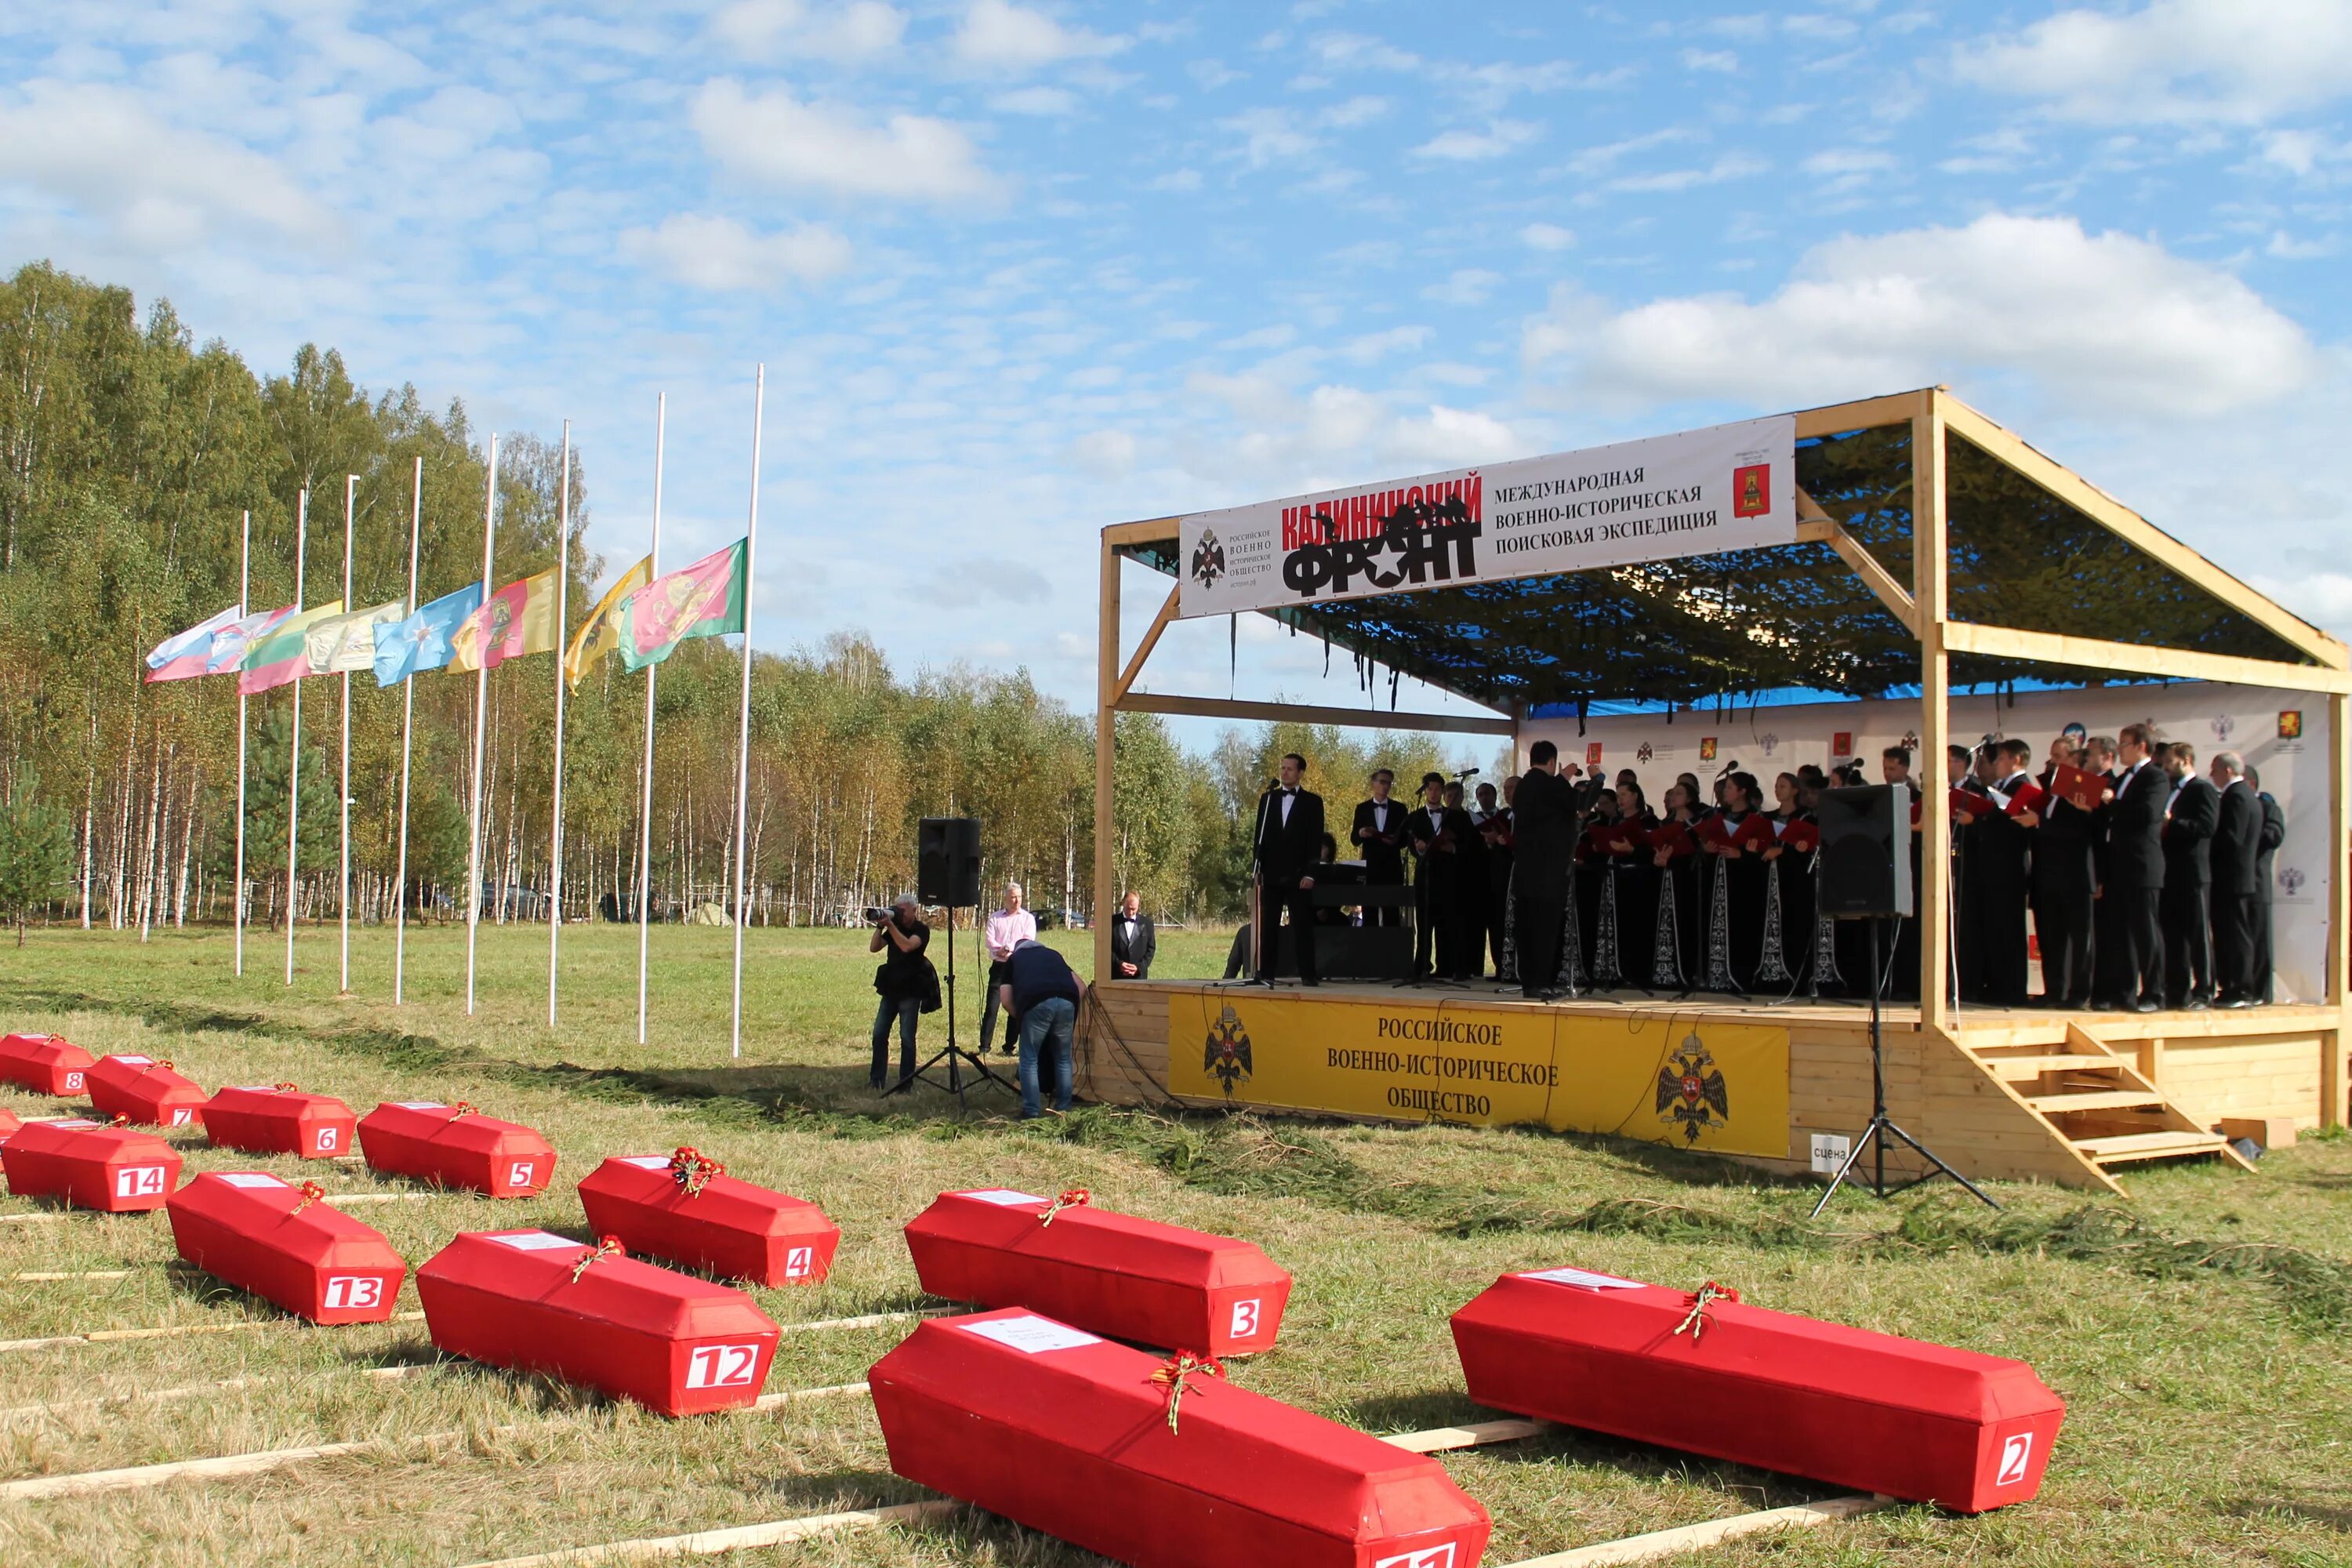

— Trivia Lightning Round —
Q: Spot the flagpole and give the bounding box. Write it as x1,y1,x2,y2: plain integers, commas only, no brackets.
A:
547,421,572,1029
339,473,356,996
729,368,764,1062
285,488,308,987
394,456,421,1006
234,509,249,978
636,395,665,1045
465,437,499,1016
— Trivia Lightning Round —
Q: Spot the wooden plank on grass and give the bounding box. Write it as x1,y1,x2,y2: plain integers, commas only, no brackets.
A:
1499,1494,1890,1566
452,1501,963,1567
0,1438,390,1501
1380,1418,1544,1454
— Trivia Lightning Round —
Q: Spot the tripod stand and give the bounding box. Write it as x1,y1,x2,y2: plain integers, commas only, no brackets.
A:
884,904,1015,1111
1809,914,1998,1218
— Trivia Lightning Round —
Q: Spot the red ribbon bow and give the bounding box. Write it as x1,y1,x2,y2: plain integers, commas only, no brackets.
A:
273,1081,299,1093
571,1235,626,1283
1040,1189,1091,1227
147,1058,175,1074
670,1146,724,1197
290,1180,327,1216
448,1102,477,1120
1673,1280,1740,1345
1149,1351,1224,1435
107,1113,131,1127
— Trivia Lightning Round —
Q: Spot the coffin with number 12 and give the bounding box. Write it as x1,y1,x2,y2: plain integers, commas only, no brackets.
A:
205,1085,359,1160
577,1155,840,1287
85,1053,209,1127
904,1189,1291,1356
166,1171,408,1323
0,1118,182,1211
357,1102,554,1196
0,1033,95,1097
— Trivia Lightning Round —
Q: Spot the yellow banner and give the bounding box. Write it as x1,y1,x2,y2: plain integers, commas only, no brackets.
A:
1166,994,1790,1160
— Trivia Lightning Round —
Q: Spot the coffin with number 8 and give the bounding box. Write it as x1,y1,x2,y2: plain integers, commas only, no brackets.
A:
0,1033,96,1097
416,1229,781,1416
904,1189,1290,1356
1450,1265,2067,1513
165,1171,408,1323
85,1053,209,1128
205,1085,359,1161
0,1117,182,1211
873,1308,1491,1568
357,1102,554,1196
577,1156,841,1287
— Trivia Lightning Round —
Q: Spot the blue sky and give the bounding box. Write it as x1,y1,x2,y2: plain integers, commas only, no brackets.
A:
3,0,2350,730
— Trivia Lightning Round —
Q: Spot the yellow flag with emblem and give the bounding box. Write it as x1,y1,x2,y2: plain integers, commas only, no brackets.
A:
449,568,559,673
564,556,652,690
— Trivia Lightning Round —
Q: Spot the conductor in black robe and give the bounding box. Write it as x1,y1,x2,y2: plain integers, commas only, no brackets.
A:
2208,753,2263,1007
1510,741,1576,998
2105,726,2169,1011
2159,742,2219,1009
1252,751,1325,985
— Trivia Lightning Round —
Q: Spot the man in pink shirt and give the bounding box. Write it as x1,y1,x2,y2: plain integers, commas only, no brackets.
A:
978,881,1038,1055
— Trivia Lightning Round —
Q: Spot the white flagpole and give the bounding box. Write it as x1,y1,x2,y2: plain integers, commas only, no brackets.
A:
464,437,499,1015
729,368,764,1062
394,456,421,1006
635,394,665,1045
547,421,572,1029
339,473,355,995
233,509,249,978
285,488,308,987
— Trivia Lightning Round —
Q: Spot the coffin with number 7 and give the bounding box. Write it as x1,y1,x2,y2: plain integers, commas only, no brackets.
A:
357,1102,554,1196
577,1154,840,1287
1450,1266,2066,1513
85,1053,209,1128
166,1171,407,1323
0,1117,182,1211
0,1033,96,1097
904,1189,1290,1356
873,1308,1491,1568
205,1085,359,1161
416,1230,782,1416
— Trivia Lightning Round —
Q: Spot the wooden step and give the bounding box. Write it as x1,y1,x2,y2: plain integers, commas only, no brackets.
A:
2074,1131,2234,1165
1983,1053,2123,1081
2026,1089,2167,1114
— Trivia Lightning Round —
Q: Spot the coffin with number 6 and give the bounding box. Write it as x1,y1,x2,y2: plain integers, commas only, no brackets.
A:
166,1171,407,1323
873,1308,1491,1568
1450,1265,2067,1513
205,1085,359,1161
577,1155,841,1287
416,1230,781,1416
357,1102,554,1196
0,1117,182,1211
0,1033,96,1098
84,1053,209,1128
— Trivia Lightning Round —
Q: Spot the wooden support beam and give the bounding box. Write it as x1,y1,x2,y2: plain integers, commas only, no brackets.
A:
1094,540,1120,983
1798,490,1917,636
1917,394,1953,1033
1116,691,1515,735
2330,691,2349,1129
1793,390,1928,441
1111,583,1181,705
1102,516,1180,548
1940,622,2352,695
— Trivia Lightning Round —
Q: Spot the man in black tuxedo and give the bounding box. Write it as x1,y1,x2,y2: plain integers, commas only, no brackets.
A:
1475,782,1514,978
2249,765,2285,1003
2206,752,2263,1007
1108,891,1156,980
2032,735,2098,1008
1351,769,1407,927
1407,771,1477,980
1510,740,1577,997
2103,724,2169,1012
1253,751,1324,985
2159,740,2219,1009
2085,735,2129,1007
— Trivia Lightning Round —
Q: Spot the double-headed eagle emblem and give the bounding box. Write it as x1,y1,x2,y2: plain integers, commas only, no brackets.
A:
1203,1004,1252,1096
1657,1031,1730,1144
1190,529,1227,588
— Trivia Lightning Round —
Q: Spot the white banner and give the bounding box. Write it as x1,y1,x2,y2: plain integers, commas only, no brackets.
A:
1178,415,1796,619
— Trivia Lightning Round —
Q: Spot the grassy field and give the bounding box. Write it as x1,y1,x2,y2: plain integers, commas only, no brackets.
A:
2,920,2350,1566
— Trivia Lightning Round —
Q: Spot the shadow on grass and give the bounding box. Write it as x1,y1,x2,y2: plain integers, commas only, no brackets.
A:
2225,1492,2352,1534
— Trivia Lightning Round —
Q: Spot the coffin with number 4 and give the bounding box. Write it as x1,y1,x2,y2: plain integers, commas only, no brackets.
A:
416,1229,781,1416
357,1102,554,1196
1450,1266,2066,1513
84,1053,209,1128
873,1308,1491,1568
205,1085,358,1161
577,1154,840,1287
0,1033,95,1097
903,1189,1290,1356
165,1171,407,1323
1,1117,182,1211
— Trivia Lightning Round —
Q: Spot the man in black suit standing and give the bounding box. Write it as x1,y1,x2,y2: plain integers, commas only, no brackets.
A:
2206,752,2263,1007
2033,734,2098,1008
2249,765,2285,1003
1108,891,1155,980
1351,769,1407,927
1253,752,1324,985
2103,724,2169,1012
1510,740,1576,997
2159,740,2219,1009
1406,771,1477,980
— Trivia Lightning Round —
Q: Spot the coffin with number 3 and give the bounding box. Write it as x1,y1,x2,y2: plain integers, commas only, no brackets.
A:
577,1153,840,1287
0,1117,182,1211
873,1308,1490,1568
166,1171,408,1323
1450,1266,2066,1513
904,1189,1290,1356
357,1102,554,1196
205,1085,359,1161
0,1033,95,1097
417,1230,782,1416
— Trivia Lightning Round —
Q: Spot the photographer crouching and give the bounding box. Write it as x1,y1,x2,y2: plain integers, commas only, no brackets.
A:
868,895,939,1092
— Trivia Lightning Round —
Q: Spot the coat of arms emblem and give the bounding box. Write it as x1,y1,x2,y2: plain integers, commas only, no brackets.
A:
1657,1031,1730,1143
1190,529,1226,587
1203,1004,1253,1096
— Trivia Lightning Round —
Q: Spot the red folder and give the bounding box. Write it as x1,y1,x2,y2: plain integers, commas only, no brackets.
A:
1777,817,1821,855
2049,764,2103,812
1732,812,1777,852
1648,820,1696,858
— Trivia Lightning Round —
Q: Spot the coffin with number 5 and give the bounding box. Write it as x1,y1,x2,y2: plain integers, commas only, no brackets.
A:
0,1033,96,1098
904,1189,1290,1356
85,1053,209,1128
1450,1265,2066,1513
873,1308,1491,1568
205,1085,359,1161
166,1171,407,1323
577,1154,841,1287
416,1230,781,1416
1,1117,182,1212
357,1102,554,1196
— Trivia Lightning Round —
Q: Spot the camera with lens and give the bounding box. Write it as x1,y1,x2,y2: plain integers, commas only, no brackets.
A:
862,906,895,924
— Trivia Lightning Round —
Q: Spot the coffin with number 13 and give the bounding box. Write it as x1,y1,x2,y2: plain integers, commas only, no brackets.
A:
357,1102,554,1196
166,1171,408,1323
0,1118,181,1211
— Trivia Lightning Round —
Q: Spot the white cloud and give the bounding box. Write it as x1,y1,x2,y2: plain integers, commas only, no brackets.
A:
691,79,999,203
619,213,852,292
1322,95,1389,128
710,0,908,58
1067,429,1137,477
1385,405,1519,467
1422,268,1502,307
1412,119,1540,161
953,0,1127,71
991,85,1077,115
1220,107,1318,166
1681,49,1739,73
1563,126,1703,176
1521,222,1577,251
1523,212,2318,419
1151,167,1203,191
1955,0,2352,125
1604,153,1766,192
1181,371,1524,488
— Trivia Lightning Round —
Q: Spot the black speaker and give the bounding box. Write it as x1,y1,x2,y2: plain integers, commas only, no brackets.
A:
1817,784,1912,918
918,817,982,907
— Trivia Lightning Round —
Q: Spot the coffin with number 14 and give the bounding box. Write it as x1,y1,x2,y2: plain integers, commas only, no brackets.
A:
205,1085,359,1161
0,1118,181,1211
357,1102,554,1196
85,1053,209,1127
166,1171,408,1323
0,1033,95,1097
577,1153,840,1287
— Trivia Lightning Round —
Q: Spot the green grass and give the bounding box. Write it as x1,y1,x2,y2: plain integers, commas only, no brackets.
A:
2,921,2350,1566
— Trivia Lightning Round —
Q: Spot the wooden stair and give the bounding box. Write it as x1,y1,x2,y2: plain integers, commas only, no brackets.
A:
1961,1023,2253,1191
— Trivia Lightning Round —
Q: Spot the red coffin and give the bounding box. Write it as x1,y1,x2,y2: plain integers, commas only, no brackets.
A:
874,1308,1491,1568
577,1155,841,1287
0,1033,94,1097
1450,1267,2066,1513
165,1171,407,1323
357,1102,554,1196
206,1085,358,1160
1,1118,182,1212
0,1107,19,1145
85,1053,208,1128
416,1230,781,1417
905,1189,1291,1356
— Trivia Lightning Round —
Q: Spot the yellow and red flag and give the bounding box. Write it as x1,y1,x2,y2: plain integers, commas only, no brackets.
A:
451,568,559,673
563,556,652,690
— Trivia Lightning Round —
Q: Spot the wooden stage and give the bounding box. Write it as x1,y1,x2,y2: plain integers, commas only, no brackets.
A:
1077,978,2347,1193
